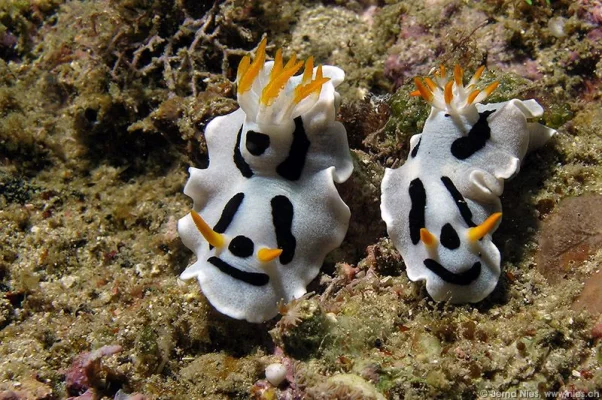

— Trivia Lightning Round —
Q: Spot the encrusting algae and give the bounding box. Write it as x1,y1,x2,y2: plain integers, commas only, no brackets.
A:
1,1,602,399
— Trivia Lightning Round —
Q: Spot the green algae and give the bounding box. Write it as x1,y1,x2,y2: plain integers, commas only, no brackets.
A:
271,297,331,361
1,0,602,399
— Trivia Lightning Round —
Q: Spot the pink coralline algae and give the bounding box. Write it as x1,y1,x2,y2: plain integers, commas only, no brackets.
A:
384,16,438,88
65,345,122,398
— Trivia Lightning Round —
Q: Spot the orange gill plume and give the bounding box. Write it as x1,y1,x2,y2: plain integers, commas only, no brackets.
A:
236,37,330,106
410,65,499,110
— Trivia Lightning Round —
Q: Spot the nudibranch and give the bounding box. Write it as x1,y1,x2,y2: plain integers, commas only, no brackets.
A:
381,65,556,303
178,38,353,322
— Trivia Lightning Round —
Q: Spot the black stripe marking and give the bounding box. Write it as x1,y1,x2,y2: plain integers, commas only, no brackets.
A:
208,256,269,286
440,223,460,250
423,259,481,285
410,137,421,158
276,117,310,181
271,195,296,264
228,235,254,258
210,193,244,250
234,125,254,177
246,130,270,156
451,110,495,160
214,193,245,233
440,176,476,227
408,178,426,245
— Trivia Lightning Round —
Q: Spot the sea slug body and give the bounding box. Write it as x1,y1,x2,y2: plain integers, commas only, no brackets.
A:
381,65,556,303
178,38,353,322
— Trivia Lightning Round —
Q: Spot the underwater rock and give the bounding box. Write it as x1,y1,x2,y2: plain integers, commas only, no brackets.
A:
572,269,602,315
270,297,330,360
65,345,122,397
306,373,385,400
537,195,602,284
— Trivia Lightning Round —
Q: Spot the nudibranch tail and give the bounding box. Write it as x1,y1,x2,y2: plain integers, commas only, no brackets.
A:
257,248,283,263
411,65,499,114
467,212,502,242
190,210,225,249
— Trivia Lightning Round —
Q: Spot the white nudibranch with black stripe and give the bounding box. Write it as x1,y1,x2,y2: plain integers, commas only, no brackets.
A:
178,38,353,322
381,65,556,303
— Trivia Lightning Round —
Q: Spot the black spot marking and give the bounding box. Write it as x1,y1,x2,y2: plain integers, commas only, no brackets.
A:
208,257,269,286
271,195,296,264
246,130,270,156
276,117,310,181
234,125,254,177
408,178,426,245
441,176,476,227
423,259,481,285
211,193,244,250
440,223,460,250
451,110,495,160
228,235,254,258
410,137,421,158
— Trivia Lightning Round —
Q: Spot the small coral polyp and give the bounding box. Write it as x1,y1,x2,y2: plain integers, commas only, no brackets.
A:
178,38,353,323
381,65,556,303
